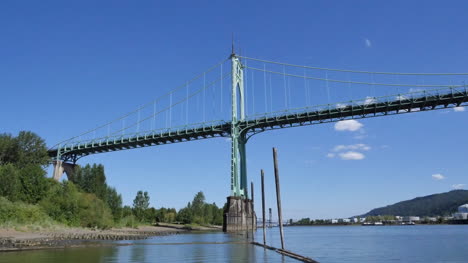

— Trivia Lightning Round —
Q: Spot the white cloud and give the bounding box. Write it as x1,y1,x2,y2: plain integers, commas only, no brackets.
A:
326,153,335,158
452,184,466,190
334,120,363,132
364,38,372,48
409,88,423,93
353,134,367,140
396,95,407,101
431,174,445,180
364,96,377,105
336,103,348,109
454,107,465,112
333,144,371,152
339,151,365,160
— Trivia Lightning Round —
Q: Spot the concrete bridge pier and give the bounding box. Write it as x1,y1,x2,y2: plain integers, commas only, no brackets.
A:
52,160,76,181
223,196,256,232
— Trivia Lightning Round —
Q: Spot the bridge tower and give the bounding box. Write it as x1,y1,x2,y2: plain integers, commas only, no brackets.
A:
230,53,247,198
223,53,256,232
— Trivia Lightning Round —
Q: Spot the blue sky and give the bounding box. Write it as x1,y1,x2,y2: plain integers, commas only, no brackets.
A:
1,1,468,219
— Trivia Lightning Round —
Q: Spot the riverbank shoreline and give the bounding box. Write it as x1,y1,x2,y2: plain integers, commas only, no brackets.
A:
0,224,209,252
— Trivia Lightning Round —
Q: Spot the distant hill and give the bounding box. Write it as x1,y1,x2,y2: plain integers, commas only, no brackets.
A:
362,190,468,217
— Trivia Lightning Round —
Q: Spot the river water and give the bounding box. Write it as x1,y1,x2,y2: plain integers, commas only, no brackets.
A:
2,225,468,262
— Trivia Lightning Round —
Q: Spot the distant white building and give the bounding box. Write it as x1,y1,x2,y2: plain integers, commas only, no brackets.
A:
402,216,420,223
453,204,468,220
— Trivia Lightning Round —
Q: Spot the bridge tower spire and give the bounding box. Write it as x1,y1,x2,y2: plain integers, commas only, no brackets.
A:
230,53,247,198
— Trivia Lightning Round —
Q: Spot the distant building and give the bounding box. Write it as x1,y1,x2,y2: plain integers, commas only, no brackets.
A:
331,219,338,224
453,204,468,220
402,216,420,223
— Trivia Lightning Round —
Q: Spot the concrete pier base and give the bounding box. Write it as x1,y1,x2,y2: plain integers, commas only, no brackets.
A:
52,160,76,181
223,196,256,232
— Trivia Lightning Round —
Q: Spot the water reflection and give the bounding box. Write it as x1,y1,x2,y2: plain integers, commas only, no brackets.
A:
2,226,466,262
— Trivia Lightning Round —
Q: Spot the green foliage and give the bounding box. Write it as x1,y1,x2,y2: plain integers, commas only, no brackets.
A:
176,207,193,224
18,165,50,204
133,191,150,222
0,197,53,226
0,132,50,204
15,131,49,167
175,192,223,226
0,164,21,201
39,181,113,229
106,187,123,221
71,164,123,221
77,193,114,229
0,134,18,165
363,190,468,217
0,131,120,229
297,218,311,225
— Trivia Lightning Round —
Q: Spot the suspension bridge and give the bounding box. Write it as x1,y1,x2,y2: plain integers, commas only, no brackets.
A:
48,52,468,202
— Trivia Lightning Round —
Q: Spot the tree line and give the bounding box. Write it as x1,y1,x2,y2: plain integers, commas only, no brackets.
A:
0,131,224,229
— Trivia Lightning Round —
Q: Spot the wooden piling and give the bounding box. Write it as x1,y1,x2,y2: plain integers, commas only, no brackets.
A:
251,181,255,236
251,242,319,263
261,169,266,245
272,147,285,250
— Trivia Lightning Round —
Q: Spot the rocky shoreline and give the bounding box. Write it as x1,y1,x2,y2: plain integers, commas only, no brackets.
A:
0,225,188,252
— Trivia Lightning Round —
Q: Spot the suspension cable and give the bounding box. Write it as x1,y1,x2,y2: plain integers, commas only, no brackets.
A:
238,55,468,76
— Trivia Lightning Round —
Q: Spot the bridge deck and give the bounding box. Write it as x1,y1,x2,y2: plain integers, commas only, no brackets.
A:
49,88,468,161
242,88,468,134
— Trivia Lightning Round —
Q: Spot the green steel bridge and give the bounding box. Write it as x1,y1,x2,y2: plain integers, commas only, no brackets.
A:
48,53,468,198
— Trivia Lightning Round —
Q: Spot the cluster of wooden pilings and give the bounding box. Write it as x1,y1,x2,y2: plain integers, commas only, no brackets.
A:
251,147,319,263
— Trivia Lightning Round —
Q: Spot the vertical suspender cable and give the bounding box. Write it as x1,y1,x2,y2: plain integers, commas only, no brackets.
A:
252,70,255,115
304,68,307,106
326,70,330,104
169,93,172,127
153,102,156,131
371,73,375,98
221,64,223,114
288,77,291,109
245,60,248,116
269,74,273,112
122,118,125,136
264,63,267,113
283,65,287,108
347,72,352,101
186,82,189,125
137,109,140,133
203,73,206,122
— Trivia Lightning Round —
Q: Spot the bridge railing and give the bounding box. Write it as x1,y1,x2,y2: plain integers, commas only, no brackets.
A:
58,119,229,152
244,86,467,122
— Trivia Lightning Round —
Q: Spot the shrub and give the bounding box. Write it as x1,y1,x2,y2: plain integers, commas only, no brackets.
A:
0,197,53,226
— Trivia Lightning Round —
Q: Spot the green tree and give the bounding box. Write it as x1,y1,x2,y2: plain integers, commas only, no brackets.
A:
133,191,150,222
106,187,123,221
0,133,18,165
15,131,49,167
18,165,50,203
176,207,193,224
0,164,21,201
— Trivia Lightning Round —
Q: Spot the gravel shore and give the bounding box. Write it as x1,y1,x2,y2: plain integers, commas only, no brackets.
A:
0,225,188,251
